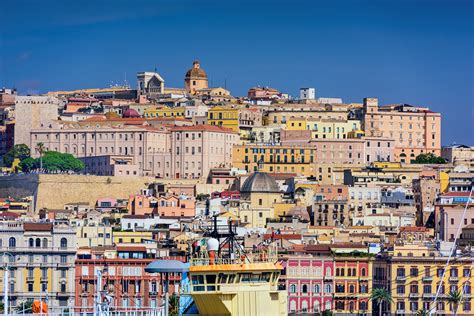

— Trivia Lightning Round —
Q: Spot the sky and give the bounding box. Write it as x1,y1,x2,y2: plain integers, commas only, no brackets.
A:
0,0,473,145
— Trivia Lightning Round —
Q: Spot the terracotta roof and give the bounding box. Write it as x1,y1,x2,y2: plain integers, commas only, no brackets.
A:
0,211,20,218
304,244,331,252
116,246,147,252
441,192,472,197
263,233,302,240
171,124,237,134
330,243,366,249
400,226,428,232
24,223,53,231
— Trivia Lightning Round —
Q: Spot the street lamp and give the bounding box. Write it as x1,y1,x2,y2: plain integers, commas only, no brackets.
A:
0,252,15,316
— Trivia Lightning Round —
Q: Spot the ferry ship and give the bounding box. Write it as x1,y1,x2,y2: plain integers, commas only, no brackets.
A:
186,219,287,316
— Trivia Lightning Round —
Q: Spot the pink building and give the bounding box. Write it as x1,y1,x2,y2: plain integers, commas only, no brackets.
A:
286,256,334,313
436,192,474,241
170,125,239,179
362,98,441,162
155,195,195,218
30,120,238,179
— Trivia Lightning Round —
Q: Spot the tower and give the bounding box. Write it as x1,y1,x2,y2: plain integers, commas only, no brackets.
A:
184,60,208,95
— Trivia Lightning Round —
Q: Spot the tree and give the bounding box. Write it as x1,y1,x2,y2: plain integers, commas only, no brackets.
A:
15,299,34,313
370,287,393,316
36,142,45,171
2,144,30,167
413,153,446,164
40,151,84,172
416,309,429,316
321,310,332,316
447,290,463,313
19,157,36,172
168,294,180,316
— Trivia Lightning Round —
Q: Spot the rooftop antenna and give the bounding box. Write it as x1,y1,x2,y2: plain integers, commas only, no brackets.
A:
224,78,227,90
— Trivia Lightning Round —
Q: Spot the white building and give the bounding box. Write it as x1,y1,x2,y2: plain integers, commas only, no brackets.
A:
299,88,316,100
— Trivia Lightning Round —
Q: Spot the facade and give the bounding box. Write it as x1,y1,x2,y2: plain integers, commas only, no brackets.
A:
373,245,474,315
437,192,474,241
413,173,440,226
207,106,239,132
299,88,316,100
333,255,372,315
232,144,315,175
137,72,165,97
286,256,334,314
156,195,196,218
14,96,59,148
0,221,76,312
362,98,442,162
441,144,473,169
74,258,180,313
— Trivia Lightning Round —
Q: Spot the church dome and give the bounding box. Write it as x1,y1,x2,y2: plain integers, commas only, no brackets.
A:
185,60,208,79
123,109,140,118
241,172,280,193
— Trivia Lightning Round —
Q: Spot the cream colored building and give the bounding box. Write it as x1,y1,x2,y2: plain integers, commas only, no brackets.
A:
76,224,113,248
0,221,76,312
239,171,282,227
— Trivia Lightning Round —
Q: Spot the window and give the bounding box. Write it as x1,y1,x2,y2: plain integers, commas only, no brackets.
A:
290,284,296,293
302,284,308,293
60,238,68,249
8,237,16,248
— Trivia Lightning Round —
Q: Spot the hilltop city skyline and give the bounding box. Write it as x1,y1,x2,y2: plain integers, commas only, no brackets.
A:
1,0,473,145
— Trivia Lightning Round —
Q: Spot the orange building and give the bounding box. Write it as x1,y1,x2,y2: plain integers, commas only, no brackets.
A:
362,98,441,163
155,195,195,218
127,194,157,215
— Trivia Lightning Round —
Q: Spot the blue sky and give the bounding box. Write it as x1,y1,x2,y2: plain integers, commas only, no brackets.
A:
0,0,472,145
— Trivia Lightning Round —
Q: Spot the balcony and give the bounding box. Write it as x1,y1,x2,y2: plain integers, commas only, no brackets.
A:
409,293,420,299
422,293,436,299
449,276,459,282
396,276,407,282
422,276,433,282
396,310,406,314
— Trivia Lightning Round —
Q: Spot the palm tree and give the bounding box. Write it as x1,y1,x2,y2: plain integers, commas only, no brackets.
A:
416,309,429,316
36,142,45,172
168,294,180,316
370,287,393,316
447,290,463,314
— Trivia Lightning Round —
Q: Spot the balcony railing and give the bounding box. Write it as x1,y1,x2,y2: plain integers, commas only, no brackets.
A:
422,276,433,282
449,276,459,282
396,276,407,282
409,293,420,299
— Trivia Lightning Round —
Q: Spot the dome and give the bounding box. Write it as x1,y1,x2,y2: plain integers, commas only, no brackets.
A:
185,60,207,79
241,172,280,193
122,109,140,118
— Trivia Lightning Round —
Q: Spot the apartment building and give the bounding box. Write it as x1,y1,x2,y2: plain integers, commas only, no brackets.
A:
373,244,474,315
362,98,441,162
0,221,76,312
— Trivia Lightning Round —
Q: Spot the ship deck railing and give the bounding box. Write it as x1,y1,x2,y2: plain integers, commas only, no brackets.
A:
190,253,279,266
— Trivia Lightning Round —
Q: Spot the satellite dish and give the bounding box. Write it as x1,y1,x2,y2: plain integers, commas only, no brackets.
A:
207,238,219,251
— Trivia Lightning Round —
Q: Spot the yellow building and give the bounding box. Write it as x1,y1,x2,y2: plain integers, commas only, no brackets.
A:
285,117,362,139
77,225,113,248
143,106,186,118
232,144,315,175
373,244,474,315
112,231,153,244
207,106,239,132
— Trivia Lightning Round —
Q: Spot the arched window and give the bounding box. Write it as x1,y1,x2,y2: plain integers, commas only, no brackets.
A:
8,237,16,248
325,267,331,276
42,238,48,248
302,284,308,293
35,238,41,247
289,300,297,312
314,300,320,312
349,301,355,312
325,300,332,311
349,285,355,293
336,268,340,276
60,238,68,249
360,301,367,310
324,284,332,293
353,268,357,276
348,268,352,276
301,300,308,312
290,284,296,293
361,268,366,276
314,284,320,294
29,238,34,247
